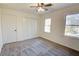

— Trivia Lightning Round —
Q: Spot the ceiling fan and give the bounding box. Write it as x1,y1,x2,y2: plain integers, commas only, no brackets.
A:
30,3,53,12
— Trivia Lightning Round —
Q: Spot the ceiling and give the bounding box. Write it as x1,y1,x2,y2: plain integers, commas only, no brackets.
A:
0,3,78,14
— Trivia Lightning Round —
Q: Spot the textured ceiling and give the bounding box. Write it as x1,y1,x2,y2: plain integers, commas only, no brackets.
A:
0,3,78,14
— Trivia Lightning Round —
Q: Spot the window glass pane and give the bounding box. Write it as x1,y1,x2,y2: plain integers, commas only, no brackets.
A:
66,14,79,25
45,18,51,25
45,26,50,33
65,26,79,35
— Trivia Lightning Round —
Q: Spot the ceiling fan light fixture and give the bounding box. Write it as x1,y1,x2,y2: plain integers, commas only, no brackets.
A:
37,7,45,12
30,3,52,12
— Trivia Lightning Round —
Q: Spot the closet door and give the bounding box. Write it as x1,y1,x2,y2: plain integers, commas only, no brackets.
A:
23,18,37,39
2,14,17,43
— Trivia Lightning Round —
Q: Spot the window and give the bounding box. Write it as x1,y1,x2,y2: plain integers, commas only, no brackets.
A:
44,18,51,33
65,14,79,37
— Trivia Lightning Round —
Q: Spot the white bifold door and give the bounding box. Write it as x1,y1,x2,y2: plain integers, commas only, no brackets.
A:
23,18,37,40
2,14,17,43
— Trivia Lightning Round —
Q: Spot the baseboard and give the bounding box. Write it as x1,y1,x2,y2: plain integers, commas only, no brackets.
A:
3,36,39,45
23,36,39,40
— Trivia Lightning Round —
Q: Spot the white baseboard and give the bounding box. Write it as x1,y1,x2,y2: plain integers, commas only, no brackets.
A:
3,36,39,45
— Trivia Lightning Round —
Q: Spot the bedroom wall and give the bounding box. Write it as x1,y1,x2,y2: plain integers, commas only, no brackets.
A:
1,8,39,44
0,8,3,53
39,5,79,51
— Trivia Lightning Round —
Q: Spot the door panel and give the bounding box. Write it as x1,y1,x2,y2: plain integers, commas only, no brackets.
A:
23,18,37,39
3,14,17,43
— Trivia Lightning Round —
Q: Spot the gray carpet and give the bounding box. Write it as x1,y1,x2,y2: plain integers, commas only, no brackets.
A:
0,37,79,56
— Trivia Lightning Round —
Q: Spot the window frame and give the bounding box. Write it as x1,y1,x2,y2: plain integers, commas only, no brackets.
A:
65,13,79,38
44,18,51,33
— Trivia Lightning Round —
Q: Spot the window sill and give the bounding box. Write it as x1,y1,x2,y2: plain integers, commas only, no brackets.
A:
65,34,79,39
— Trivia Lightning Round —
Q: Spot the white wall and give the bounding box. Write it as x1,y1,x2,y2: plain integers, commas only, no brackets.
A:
39,5,79,51
1,8,39,44
0,8,3,53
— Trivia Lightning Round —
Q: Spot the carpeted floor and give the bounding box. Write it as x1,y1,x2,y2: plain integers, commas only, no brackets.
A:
0,37,79,56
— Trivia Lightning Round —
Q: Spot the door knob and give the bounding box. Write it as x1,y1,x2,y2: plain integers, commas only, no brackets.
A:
14,29,16,31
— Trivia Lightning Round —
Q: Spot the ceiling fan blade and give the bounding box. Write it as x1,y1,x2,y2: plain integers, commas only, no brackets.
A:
45,4,52,7
41,3,44,5
30,6,38,8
